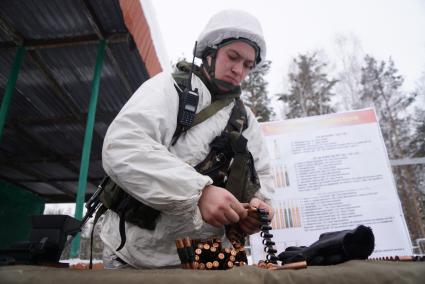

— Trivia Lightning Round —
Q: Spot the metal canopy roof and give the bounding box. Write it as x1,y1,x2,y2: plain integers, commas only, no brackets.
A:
0,0,158,202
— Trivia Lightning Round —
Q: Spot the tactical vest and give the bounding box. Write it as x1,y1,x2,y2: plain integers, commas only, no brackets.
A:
87,65,261,256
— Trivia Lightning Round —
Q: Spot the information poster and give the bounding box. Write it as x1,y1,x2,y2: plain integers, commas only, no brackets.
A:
250,108,412,262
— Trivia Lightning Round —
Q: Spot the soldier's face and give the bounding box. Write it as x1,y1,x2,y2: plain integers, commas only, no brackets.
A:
213,41,256,89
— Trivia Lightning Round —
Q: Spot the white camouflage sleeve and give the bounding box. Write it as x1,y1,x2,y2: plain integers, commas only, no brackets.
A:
102,72,212,217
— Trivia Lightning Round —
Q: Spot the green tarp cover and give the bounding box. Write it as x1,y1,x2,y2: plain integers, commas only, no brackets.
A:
0,181,44,249
1,260,424,284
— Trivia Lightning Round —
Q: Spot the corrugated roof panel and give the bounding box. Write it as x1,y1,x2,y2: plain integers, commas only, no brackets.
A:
0,50,44,122
0,165,35,181
109,42,150,92
33,42,145,118
69,159,104,181
89,0,127,34
94,119,113,138
0,0,94,40
87,159,105,178
19,182,66,195
96,59,129,113
23,162,78,180
20,123,86,157
86,182,98,194
7,91,44,121
0,128,46,160
37,44,99,113
50,181,98,196
28,122,103,161
0,1,160,202
10,59,73,118
0,30,12,45
40,46,94,106
0,48,16,94
54,181,78,195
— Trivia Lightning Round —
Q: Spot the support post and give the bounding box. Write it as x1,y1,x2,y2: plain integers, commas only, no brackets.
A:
0,46,25,142
71,40,106,258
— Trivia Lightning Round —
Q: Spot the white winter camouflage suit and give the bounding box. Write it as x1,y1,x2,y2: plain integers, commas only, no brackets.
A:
100,70,274,268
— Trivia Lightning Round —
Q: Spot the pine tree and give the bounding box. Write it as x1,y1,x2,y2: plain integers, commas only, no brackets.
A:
360,55,424,241
409,72,425,157
409,79,425,235
360,55,415,158
279,53,337,119
410,108,425,157
241,60,274,122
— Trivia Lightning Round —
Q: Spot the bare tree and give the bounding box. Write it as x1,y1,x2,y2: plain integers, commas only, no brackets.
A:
332,33,365,110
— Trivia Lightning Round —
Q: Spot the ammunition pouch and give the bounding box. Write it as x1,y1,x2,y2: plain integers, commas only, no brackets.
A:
93,179,160,252
100,180,160,231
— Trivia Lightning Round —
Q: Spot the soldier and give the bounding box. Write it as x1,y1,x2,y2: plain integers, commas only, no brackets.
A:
100,9,274,268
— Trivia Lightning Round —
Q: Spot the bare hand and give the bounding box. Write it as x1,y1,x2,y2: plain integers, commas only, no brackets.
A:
198,185,247,227
239,198,274,235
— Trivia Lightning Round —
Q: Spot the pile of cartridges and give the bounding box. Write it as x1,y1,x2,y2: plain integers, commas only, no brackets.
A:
175,237,248,270
176,207,309,271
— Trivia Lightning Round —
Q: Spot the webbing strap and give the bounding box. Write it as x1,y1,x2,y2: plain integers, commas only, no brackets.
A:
116,212,126,251
191,96,235,127
89,204,107,269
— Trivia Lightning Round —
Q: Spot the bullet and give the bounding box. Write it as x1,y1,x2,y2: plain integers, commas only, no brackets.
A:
265,248,277,254
262,240,276,246
260,232,273,239
261,225,272,231
266,254,279,264
206,262,213,269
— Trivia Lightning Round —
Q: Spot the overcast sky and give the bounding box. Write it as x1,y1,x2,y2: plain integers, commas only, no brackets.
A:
149,0,425,100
